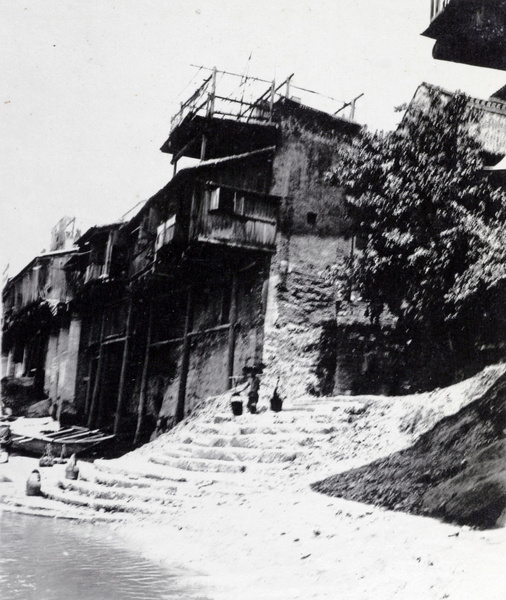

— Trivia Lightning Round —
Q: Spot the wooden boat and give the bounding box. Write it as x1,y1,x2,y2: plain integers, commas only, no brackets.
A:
10,418,114,457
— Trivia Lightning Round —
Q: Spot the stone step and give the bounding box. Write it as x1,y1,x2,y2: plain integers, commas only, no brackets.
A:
160,442,300,464
93,457,261,492
175,431,316,450
148,453,252,474
0,492,135,522
93,457,192,484
289,399,368,414
78,462,180,494
212,411,335,424
57,478,183,508
189,422,340,436
45,484,176,516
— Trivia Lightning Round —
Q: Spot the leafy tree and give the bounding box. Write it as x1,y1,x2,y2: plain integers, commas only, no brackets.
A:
327,88,506,352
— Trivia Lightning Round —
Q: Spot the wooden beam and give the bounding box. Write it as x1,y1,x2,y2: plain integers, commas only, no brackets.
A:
175,287,194,423
190,65,271,84
87,314,106,428
134,302,153,445
113,298,134,437
83,356,95,417
226,271,239,390
149,323,230,348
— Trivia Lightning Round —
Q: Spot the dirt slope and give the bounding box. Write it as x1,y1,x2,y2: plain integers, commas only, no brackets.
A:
312,370,506,529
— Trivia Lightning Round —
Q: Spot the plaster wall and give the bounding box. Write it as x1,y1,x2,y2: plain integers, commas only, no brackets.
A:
44,318,81,404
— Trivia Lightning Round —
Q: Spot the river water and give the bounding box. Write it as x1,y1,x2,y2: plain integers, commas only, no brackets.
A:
0,511,209,600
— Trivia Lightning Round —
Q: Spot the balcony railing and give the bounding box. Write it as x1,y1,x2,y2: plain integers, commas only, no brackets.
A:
170,69,277,135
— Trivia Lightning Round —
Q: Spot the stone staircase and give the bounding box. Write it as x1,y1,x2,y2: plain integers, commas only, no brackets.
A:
39,395,373,519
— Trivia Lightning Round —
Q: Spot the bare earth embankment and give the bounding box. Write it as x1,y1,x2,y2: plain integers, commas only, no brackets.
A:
1,364,506,599
313,370,506,529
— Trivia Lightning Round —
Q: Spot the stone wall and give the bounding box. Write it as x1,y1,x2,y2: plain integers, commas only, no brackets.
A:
261,234,353,401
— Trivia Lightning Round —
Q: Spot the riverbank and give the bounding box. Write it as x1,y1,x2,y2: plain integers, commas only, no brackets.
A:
2,454,505,600
120,481,506,600
1,365,506,599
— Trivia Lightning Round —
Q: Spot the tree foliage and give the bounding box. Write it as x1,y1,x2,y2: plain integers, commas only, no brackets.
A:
327,89,506,345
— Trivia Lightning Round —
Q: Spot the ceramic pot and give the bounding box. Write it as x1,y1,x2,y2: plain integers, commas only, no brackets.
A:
231,400,243,416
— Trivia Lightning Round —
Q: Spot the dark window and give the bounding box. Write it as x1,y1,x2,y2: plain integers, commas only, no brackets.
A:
209,187,235,213
307,212,317,226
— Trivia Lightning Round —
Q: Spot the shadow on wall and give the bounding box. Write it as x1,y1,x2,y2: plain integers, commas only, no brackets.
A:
313,320,506,396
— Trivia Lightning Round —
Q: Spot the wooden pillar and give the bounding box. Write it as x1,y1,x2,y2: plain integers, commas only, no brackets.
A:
254,261,269,366
200,66,216,161
226,271,239,390
285,74,293,99
134,302,153,445
200,136,208,161
87,314,106,429
83,355,95,417
54,332,62,421
269,79,275,122
113,299,134,437
175,287,193,424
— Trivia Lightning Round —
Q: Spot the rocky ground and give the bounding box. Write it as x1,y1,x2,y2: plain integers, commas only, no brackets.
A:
1,364,505,599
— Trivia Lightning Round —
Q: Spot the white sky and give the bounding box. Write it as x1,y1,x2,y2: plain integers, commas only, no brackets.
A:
1,0,504,276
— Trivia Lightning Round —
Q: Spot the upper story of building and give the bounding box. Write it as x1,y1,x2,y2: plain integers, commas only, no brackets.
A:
162,68,360,163
422,0,506,71
2,249,77,328
6,70,363,305
66,69,363,290
2,217,81,326
163,68,361,236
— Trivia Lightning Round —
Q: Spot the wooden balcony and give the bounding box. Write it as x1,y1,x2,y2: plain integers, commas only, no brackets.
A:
195,184,279,252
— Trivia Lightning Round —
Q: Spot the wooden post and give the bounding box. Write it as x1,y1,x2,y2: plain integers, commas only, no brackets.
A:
87,314,106,428
175,287,193,424
269,79,275,122
201,67,217,162
285,74,293,99
54,332,62,421
83,355,95,417
113,298,134,437
209,66,217,116
350,99,356,121
200,135,208,161
134,302,153,445
103,231,114,277
226,271,239,390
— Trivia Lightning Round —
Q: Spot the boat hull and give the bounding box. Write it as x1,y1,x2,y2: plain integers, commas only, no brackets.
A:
10,421,114,457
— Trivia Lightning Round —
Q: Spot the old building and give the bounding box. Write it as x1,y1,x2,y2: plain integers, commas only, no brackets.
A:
3,69,363,442
2,218,81,417
408,82,506,164
65,69,362,441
